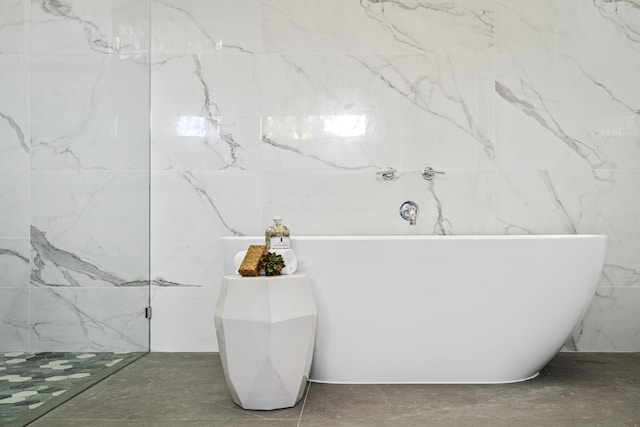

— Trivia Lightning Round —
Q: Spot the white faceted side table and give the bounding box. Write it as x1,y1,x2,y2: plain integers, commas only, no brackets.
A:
214,274,317,410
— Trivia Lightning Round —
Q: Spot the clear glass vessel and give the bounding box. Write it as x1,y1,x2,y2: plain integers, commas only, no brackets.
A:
265,216,290,249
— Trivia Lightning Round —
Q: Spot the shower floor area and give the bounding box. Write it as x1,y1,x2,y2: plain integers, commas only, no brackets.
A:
0,351,144,427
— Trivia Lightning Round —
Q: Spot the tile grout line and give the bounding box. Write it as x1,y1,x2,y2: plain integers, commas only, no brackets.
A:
296,380,312,427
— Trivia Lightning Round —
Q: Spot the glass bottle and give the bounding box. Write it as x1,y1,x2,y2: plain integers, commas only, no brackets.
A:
265,216,290,250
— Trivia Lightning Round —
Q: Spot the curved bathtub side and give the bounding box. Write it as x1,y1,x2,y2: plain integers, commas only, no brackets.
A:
220,235,607,384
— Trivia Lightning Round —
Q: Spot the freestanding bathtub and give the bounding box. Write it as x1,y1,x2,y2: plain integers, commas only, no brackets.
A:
220,235,606,384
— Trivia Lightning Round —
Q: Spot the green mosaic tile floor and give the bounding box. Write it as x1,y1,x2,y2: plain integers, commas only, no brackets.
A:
0,351,144,427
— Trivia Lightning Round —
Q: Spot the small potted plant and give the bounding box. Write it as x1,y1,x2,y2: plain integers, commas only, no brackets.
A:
260,252,285,276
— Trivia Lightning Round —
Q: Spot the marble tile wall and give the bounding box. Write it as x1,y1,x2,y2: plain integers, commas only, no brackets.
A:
1,0,30,352
0,0,150,353
1,0,638,353
148,0,640,352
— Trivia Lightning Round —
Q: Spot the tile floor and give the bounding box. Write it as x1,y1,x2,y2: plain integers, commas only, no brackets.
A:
28,352,640,427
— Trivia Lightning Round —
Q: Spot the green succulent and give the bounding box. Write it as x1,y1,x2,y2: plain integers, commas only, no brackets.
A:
260,252,286,276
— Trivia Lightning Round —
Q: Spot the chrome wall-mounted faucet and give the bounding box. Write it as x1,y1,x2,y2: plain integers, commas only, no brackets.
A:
376,167,397,180
422,167,445,180
400,201,419,225
375,166,444,181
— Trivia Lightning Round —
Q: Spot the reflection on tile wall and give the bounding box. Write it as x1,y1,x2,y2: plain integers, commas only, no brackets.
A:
149,0,640,352
0,0,149,352
1,0,639,353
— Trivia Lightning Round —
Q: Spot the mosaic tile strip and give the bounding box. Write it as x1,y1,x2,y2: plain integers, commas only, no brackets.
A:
0,351,144,426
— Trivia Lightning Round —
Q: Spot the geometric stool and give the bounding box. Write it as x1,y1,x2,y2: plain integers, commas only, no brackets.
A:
214,274,317,410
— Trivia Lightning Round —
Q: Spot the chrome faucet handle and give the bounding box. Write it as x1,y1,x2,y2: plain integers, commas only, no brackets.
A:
422,167,445,181
399,201,419,225
376,167,397,181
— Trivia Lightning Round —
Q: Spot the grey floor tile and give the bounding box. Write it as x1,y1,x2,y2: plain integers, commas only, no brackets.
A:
30,421,299,427
31,353,302,424
30,352,640,427
298,353,640,427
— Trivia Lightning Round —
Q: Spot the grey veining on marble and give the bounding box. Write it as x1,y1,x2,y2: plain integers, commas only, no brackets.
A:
0,241,30,290
33,0,149,55
576,286,640,351
38,0,116,54
591,0,640,47
151,278,200,287
495,81,608,170
32,57,107,169
426,180,453,235
0,111,28,154
153,0,256,55
262,135,376,170
0,247,29,266
261,53,494,171
602,263,640,287
30,171,149,289
0,54,29,171
358,0,494,52
264,0,495,54
0,239,30,350
568,57,640,116
30,287,148,352
151,54,260,171
497,0,640,54
179,171,243,236
538,171,578,234
151,0,262,55
30,226,146,288
31,55,149,170
192,55,240,170
0,288,29,351
353,55,495,162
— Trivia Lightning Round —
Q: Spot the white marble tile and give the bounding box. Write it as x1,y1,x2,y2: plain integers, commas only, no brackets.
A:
555,0,640,54
262,170,496,235
0,288,29,352
590,171,640,289
8,0,639,355
496,0,558,54
31,171,149,287
496,170,640,288
495,171,594,236
496,54,640,171
262,54,495,172
151,54,261,171
31,0,149,54
0,171,29,237
31,54,149,170
0,0,29,54
150,286,220,352
30,287,148,352
572,287,640,351
151,170,261,288
0,238,29,288
0,54,30,172
264,0,494,54
151,0,261,55
497,0,640,54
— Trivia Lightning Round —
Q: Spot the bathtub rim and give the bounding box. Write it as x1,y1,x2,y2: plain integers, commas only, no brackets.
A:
221,234,606,241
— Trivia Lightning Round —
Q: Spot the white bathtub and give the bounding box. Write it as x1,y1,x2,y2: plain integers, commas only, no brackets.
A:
220,235,606,384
